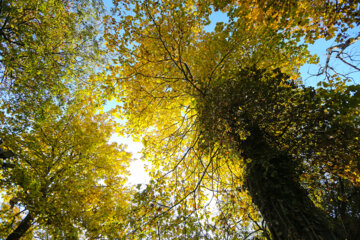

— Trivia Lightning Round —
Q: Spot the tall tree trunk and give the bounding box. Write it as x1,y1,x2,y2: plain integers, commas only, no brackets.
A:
241,125,341,240
7,212,34,240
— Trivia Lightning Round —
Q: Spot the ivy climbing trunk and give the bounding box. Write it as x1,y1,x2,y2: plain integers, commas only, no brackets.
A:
242,125,340,240
197,68,351,239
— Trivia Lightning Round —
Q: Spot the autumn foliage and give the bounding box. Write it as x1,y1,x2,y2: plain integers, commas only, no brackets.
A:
1,0,360,239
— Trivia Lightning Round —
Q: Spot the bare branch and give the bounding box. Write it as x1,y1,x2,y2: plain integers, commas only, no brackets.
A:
315,33,360,76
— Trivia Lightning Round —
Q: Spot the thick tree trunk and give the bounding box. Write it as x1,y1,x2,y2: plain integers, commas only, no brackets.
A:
242,126,341,240
6,212,34,240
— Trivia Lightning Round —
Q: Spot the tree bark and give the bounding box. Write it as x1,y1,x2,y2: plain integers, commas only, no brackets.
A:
6,212,34,240
242,126,341,240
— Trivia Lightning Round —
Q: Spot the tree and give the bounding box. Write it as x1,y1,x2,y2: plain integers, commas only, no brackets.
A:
0,0,133,239
197,68,360,239
0,0,106,133
105,0,360,238
0,100,132,239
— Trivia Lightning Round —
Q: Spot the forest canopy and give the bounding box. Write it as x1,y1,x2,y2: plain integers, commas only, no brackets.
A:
1,0,360,239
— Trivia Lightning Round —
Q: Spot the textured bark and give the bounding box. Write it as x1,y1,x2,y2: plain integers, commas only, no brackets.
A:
242,126,340,240
199,69,355,239
6,213,34,240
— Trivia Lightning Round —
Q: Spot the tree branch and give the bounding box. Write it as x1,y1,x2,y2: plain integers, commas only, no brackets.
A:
316,33,360,76
6,212,34,240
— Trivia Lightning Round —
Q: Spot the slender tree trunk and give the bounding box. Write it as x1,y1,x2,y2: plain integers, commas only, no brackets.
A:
7,212,34,240
242,126,341,240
